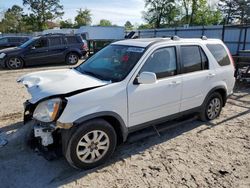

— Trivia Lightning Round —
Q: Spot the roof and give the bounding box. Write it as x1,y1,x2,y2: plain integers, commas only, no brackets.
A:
113,38,168,47
113,38,222,48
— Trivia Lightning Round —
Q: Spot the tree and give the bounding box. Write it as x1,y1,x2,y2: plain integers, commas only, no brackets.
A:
143,0,179,28
0,5,26,32
179,0,223,26
137,23,153,30
75,8,92,27
218,0,250,24
23,0,64,30
191,0,223,25
60,19,74,28
98,19,112,26
124,21,134,30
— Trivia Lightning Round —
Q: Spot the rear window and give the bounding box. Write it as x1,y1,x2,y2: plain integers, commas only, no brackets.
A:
206,44,230,66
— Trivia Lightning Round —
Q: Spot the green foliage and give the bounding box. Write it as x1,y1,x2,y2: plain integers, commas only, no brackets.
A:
98,19,112,26
191,0,223,25
60,19,74,28
0,5,29,33
219,0,250,24
75,8,92,27
124,21,134,30
23,0,64,30
137,23,154,30
142,0,224,29
143,0,179,28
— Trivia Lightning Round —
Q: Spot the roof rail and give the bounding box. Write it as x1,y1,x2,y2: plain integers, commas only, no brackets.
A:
171,35,180,41
201,36,208,40
43,33,66,36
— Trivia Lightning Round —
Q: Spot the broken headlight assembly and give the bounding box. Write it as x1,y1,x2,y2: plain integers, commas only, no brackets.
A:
33,98,63,123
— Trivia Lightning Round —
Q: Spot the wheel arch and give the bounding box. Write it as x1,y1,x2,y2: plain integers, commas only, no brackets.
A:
204,86,227,107
5,55,25,68
73,112,128,144
65,50,82,59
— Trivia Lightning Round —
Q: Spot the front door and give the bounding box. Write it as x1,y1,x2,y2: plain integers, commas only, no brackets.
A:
24,38,50,65
127,46,182,127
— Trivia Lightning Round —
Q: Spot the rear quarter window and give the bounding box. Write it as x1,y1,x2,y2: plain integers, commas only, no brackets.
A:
66,36,79,44
206,44,230,66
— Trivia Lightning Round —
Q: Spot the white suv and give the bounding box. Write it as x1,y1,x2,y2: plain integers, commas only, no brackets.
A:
18,37,235,169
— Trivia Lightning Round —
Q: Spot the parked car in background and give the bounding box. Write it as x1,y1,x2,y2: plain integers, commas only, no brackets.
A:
0,34,88,69
0,36,30,50
18,37,235,169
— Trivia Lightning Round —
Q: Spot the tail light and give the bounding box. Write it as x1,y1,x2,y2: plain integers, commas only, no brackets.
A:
225,45,235,68
82,43,88,50
229,52,235,67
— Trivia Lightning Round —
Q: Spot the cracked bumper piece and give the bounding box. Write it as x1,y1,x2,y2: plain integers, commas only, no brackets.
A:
34,124,54,146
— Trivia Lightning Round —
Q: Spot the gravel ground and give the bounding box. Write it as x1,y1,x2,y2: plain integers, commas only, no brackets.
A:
0,65,249,188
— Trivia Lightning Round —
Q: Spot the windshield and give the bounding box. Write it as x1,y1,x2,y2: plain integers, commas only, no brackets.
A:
19,37,38,48
75,45,145,82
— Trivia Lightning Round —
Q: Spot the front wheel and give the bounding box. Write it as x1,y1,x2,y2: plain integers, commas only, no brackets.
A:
6,57,24,69
64,119,117,169
66,53,79,65
200,92,223,121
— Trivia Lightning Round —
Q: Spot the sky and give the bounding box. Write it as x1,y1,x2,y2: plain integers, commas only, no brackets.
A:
0,0,145,26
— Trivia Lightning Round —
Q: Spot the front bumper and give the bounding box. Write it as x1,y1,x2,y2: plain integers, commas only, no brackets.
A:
0,58,6,68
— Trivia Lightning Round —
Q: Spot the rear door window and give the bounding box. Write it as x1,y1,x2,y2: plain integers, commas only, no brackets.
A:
49,37,63,46
181,46,204,73
206,44,230,66
8,37,18,43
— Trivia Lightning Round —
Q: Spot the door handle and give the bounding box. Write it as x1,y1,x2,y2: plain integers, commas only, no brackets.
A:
207,73,216,78
169,80,181,86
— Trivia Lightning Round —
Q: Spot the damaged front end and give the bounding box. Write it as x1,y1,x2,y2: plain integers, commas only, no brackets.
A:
23,99,70,160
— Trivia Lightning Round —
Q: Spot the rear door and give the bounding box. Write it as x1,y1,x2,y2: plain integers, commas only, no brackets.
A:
179,45,214,112
47,36,66,63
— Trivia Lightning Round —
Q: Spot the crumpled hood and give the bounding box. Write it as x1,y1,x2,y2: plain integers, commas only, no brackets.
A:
17,68,109,103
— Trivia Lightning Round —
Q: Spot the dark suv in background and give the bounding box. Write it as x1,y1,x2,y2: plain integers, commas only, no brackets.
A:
0,36,30,50
0,34,88,69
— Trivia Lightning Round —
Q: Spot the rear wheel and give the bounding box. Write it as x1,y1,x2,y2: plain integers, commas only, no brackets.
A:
64,119,117,169
200,92,223,121
6,57,24,69
66,52,79,65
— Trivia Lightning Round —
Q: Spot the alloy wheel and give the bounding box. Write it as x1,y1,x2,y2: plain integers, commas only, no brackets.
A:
8,57,22,69
68,54,78,64
207,98,221,119
76,130,110,163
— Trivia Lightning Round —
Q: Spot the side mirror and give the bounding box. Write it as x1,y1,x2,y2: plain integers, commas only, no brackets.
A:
134,72,157,85
30,46,36,50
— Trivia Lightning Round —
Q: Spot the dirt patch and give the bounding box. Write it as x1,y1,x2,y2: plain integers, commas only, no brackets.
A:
0,66,249,188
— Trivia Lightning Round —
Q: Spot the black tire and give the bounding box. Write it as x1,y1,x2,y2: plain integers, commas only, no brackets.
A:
199,92,223,121
64,119,117,169
6,57,24,69
66,52,79,65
